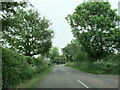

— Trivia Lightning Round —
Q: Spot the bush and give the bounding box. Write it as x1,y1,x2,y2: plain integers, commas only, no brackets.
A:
34,56,49,72
93,54,119,74
2,48,26,87
2,48,49,88
66,54,119,74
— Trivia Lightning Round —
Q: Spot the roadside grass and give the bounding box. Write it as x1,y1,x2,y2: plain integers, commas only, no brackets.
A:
65,62,119,74
65,64,104,74
16,66,54,88
65,64,94,73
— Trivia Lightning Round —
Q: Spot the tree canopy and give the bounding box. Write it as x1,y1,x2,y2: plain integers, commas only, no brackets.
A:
62,40,88,62
2,2,54,56
48,47,60,63
66,2,120,59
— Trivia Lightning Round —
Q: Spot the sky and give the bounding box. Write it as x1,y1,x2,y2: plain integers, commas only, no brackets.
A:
28,0,119,54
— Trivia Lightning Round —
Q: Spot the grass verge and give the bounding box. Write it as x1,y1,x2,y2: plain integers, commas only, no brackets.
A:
16,66,54,88
65,63,118,74
65,64,93,73
66,64,88,72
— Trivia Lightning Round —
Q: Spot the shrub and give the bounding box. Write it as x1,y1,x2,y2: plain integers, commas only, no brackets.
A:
67,54,119,74
2,48,49,88
93,54,119,74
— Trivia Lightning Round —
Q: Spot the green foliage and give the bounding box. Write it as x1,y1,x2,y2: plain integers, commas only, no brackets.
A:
66,2,120,60
2,48,26,87
93,54,119,74
62,40,88,62
2,48,49,88
66,54,119,74
1,2,29,32
16,66,53,88
2,2,53,87
57,55,66,64
2,2,54,56
2,2,28,13
35,56,49,73
48,47,60,63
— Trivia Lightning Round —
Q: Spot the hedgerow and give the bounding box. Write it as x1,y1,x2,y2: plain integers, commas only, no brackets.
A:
66,54,119,74
2,48,49,88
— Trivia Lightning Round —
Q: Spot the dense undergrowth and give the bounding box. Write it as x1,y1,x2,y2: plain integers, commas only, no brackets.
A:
2,48,50,88
66,54,119,74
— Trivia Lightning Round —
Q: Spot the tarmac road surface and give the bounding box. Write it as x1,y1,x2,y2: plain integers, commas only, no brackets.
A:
38,65,118,88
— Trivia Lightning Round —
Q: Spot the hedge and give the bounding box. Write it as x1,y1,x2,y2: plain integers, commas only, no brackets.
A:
2,48,49,88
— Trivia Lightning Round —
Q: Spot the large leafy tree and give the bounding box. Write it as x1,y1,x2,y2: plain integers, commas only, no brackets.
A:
48,47,60,63
66,2,120,59
2,8,54,56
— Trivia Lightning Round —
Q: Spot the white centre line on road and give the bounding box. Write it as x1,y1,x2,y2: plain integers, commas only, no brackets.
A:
77,80,89,88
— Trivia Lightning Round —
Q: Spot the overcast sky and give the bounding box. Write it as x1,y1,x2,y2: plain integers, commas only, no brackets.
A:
29,0,119,53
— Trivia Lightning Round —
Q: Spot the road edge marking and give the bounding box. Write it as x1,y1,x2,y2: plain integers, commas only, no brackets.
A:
77,80,89,88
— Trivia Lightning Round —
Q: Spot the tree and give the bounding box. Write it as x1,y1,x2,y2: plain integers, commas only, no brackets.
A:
66,2,120,60
1,2,28,13
1,2,30,31
62,40,88,62
1,2,29,49
62,43,74,62
48,47,60,63
57,55,66,64
2,8,54,56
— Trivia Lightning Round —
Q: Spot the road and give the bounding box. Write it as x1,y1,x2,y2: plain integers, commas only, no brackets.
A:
38,65,118,88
